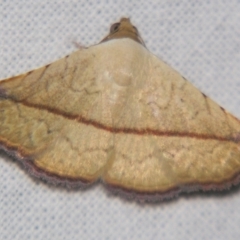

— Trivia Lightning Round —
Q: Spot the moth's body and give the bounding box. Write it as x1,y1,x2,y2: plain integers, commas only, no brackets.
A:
1,18,240,200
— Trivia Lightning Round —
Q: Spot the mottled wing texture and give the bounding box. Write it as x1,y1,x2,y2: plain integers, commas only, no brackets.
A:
1,39,240,196
0,42,116,183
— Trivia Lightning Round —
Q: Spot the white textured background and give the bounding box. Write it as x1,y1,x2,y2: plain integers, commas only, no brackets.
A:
1,1,240,239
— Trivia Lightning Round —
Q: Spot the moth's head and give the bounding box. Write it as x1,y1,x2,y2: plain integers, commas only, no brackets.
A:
101,18,145,46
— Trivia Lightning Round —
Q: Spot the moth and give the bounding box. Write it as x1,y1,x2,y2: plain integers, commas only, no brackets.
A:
1,18,240,201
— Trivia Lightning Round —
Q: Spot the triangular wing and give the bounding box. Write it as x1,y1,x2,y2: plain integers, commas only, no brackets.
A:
1,18,240,200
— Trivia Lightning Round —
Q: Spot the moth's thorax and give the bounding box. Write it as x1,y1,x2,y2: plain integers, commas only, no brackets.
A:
90,38,149,88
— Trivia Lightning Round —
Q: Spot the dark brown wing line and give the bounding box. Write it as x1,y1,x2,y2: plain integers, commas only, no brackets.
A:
1,97,239,143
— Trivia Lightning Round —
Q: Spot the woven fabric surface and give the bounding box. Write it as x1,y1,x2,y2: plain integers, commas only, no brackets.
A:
1,1,240,239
